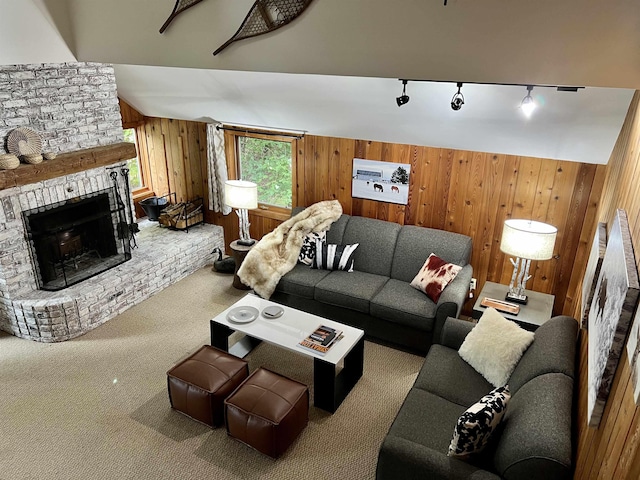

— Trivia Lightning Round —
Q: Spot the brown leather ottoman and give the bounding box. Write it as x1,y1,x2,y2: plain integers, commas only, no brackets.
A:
167,345,249,427
224,367,309,458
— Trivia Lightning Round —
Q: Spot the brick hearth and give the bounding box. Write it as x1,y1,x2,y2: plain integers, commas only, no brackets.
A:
0,161,224,342
1,220,223,342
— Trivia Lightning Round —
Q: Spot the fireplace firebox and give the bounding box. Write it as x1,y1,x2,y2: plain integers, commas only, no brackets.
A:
23,188,131,291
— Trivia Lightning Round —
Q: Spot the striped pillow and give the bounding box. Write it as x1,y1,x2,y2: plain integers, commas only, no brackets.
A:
312,239,359,272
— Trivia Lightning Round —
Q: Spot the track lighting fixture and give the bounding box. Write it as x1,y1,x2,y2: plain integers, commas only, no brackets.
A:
396,80,410,107
451,82,464,111
520,85,536,118
394,79,582,116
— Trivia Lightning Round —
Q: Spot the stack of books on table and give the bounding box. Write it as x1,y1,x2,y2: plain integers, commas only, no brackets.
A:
299,325,343,355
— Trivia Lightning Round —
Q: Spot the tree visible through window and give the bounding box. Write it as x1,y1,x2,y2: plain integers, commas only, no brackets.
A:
237,136,292,209
123,128,143,190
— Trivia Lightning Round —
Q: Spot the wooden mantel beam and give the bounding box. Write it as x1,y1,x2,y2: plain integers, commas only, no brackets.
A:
0,142,137,190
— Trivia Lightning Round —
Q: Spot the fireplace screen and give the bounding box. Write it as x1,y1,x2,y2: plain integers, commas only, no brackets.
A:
23,188,132,291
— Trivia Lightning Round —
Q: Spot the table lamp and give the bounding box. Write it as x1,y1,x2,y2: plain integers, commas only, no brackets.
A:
500,219,557,304
225,180,258,246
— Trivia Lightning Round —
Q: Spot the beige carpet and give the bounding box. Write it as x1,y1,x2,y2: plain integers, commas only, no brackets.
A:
0,267,424,480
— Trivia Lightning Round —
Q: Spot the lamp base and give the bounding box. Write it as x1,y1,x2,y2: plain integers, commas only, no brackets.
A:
505,292,528,305
237,238,256,246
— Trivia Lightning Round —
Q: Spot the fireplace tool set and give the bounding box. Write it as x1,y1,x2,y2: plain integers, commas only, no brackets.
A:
109,167,138,249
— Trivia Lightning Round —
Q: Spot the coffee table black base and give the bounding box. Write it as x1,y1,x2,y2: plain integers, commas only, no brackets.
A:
314,336,364,413
210,320,261,358
210,320,364,413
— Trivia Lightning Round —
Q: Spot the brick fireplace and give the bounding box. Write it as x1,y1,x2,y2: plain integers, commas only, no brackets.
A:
0,62,223,342
0,152,224,342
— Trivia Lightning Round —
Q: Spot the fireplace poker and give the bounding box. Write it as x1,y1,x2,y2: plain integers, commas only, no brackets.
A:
110,171,134,248
120,167,139,247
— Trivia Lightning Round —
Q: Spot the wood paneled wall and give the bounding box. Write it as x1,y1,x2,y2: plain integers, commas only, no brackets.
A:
120,103,210,219
136,117,209,205
301,136,604,317
573,92,640,480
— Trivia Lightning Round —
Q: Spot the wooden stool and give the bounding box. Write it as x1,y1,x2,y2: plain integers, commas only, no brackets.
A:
224,367,309,457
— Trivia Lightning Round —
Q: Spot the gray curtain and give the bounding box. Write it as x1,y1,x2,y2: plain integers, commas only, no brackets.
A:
206,123,231,215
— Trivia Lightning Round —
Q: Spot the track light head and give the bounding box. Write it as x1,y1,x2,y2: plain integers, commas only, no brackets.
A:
520,85,536,117
396,80,410,107
451,82,464,111
396,94,410,107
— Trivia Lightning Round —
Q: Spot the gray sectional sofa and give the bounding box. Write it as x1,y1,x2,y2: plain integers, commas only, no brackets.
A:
271,211,473,354
376,315,578,480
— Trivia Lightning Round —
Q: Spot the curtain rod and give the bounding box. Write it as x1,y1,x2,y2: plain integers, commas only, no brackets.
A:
216,124,304,139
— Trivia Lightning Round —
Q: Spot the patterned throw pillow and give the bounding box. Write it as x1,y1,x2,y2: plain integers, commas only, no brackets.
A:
448,386,511,458
410,253,462,302
312,239,359,272
298,231,326,266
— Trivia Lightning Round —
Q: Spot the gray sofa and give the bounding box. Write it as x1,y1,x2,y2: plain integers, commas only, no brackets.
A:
271,211,473,354
376,315,578,480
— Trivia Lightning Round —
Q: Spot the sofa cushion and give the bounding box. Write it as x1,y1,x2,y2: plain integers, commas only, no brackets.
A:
459,308,535,387
370,279,437,332
391,225,472,282
314,270,388,313
493,374,573,480
298,230,325,266
342,216,401,277
326,213,350,244
410,253,462,302
448,386,511,458
312,241,359,271
413,344,494,407
276,264,332,299
387,387,467,453
507,316,578,395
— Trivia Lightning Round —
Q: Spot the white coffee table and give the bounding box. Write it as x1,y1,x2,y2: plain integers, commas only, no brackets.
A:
210,293,365,413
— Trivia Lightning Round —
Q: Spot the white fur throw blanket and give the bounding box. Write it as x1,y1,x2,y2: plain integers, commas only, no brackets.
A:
238,200,343,299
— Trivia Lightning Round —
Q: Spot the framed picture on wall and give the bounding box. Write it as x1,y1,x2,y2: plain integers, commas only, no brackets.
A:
588,209,640,427
626,304,640,405
581,222,607,330
351,158,410,205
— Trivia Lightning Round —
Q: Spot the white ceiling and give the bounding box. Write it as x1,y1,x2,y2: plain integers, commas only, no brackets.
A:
1,0,637,165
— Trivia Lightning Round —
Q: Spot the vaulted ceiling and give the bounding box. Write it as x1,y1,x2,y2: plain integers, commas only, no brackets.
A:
2,0,638,164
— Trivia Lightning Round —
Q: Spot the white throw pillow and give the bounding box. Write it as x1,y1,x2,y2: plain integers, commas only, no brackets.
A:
458,308,535,387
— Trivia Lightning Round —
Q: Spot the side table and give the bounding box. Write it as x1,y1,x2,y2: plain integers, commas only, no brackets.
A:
472,281,554,331
229,240,254,290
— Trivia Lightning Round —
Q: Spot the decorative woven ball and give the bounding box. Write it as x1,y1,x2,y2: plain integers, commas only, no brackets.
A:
22,153,43,165
0,153,20,170
43,152,57,160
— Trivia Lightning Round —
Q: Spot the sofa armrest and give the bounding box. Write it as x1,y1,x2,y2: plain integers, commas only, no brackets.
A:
376,435,501,480
432,264,473,343
439,317,475,349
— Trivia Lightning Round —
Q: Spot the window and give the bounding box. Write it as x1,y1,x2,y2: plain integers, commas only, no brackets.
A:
232,133,296,214
123,128,143,190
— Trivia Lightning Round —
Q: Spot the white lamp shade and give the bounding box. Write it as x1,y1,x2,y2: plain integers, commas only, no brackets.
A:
500,219,557,260
224,180,258,209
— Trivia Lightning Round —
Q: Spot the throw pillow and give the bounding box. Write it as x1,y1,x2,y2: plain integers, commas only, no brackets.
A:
312,239,359,272
298,231,326,266
410,253,462,302
448,385,511,458
458,307,535,387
